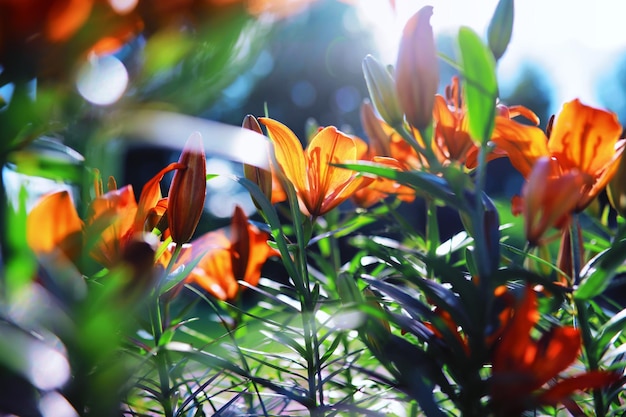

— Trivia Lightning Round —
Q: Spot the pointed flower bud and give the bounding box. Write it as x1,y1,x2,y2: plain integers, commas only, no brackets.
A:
521,157,583,246
395,5,439,130
360,100,391,156
607,152,626,218
487,0,514,61
362,54,404,127
242,115,274,203
168,132,207,244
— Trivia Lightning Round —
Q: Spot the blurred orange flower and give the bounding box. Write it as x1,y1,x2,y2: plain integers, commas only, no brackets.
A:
490,99,625,211
491,286,619,416
184,206,278,300
259,117,371,217
27,190,83,264
0,0,331,83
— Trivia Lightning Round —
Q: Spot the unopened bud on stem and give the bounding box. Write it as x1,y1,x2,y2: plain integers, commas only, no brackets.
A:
168,132,207,244
395,5,439,130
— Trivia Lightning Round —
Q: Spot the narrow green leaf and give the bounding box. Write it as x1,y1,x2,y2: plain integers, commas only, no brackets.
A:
337,162,467,212
574,238,626,300
457,26,498,144
594,307,626,359
5,185,36,296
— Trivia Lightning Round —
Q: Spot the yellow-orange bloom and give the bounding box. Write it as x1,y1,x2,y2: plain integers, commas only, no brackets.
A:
490,99,625,211
184,206,278,300
86,161,180,266
259,117,370,217
27,191,83,263
491,286,619,416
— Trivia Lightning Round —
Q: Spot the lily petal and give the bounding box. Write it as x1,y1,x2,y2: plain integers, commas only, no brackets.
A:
536,371,621,406
259,117,307,194
27,191,82,261
549,99,622,176
488,117,550,177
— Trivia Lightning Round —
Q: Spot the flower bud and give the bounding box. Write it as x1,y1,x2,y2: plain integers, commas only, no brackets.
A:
360,100,391,156
362,54,404,127
168,132,206,244
242,115,274,202
487,0,514,61
395,5,439,130
607,152,626,218
522,157,583,246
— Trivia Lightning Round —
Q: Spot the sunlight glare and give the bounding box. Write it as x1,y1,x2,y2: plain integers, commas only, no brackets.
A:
108,0,138,14
76,55,128,106
355,0,497,63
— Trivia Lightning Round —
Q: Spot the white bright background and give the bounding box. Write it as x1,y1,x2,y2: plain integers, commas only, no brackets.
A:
356,0,626,113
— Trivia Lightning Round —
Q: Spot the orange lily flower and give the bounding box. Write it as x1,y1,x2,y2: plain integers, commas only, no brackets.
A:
259,117,371,217
86,162,181,267
489,99,625,211
27,191,83,264
438,77,540,166
491,286,620,416
184,206,278,300
362,78,539,170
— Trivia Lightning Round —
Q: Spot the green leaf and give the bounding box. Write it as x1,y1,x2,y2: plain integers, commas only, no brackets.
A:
487,0,515,60
574,238,626,300
142,30,194,79
337,162,467,212
457,26,498,144
5,186,36,296
594,307,626,359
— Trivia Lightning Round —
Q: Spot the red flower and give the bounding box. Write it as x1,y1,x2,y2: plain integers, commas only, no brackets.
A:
491,286,620,416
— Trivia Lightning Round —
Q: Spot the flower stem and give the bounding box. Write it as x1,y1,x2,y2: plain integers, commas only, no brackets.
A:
570,216,605,416
151,243,182,417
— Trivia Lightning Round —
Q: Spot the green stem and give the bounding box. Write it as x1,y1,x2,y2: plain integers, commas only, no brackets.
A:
426,198,439,278
282,181,322,410
151,243,183,417
0,156,10,297
570,217,605,416
472,144,491,286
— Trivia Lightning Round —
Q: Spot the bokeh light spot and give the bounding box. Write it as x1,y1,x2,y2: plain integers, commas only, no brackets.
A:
76,55,128,106
290,80,316,108
40,392,79,417
29,343,70,390
108,0,138,14
334,85,360,113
